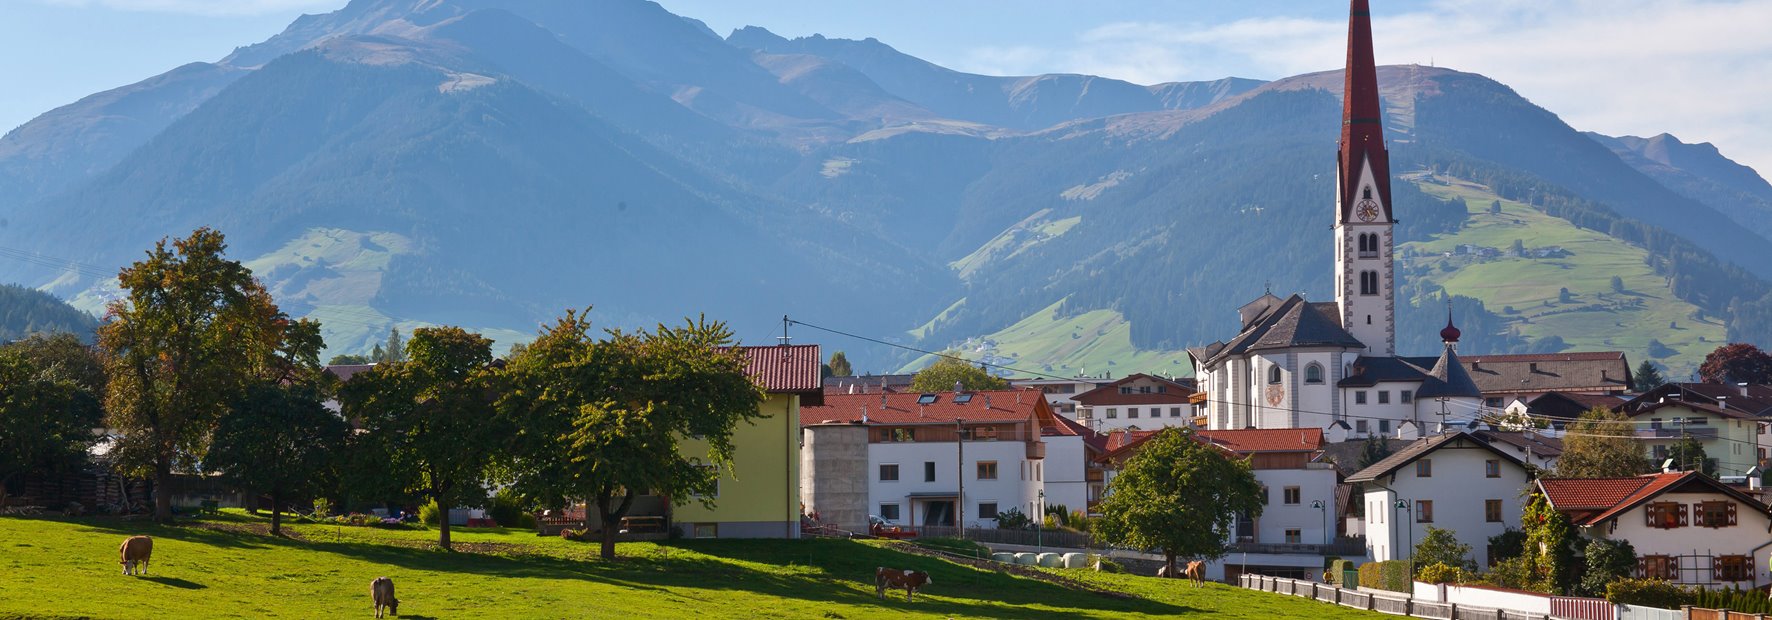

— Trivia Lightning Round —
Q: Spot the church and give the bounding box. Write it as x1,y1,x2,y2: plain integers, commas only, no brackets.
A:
1187,0,1485,440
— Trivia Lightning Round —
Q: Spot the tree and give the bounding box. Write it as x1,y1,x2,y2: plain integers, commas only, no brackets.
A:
1512,239,1526,256
328,354,371,365
0,349,102,504
1610,276,1625,294
4,333,106,396
909,357,1008,392
1666,435,1714,476
1558,287,1573,303
1096,428,1264,575
207,383,345,535
499,311,765,559
1699,343,1772,385
1358,434,1393,469
1522,491,1578,594
1414,526,1477,573
343,326,504,550
1487,528,1527,564
382,328,406,364
827,351,853,377
370,343,386,363
1490,200,1503,215
99,229,288,521
1577,538,1636,597
1632,360,1667,392
1554,407,1649,478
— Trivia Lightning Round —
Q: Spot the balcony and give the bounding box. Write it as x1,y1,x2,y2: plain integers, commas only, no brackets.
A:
1639,427,1718,440
1230,537,1369,557
1025,441,1046,460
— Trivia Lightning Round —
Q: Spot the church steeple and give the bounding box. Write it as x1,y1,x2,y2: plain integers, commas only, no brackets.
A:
1332,0,1396,356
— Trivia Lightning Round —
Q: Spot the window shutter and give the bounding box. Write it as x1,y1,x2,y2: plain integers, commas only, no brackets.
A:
1693,504,1706,527
1727,502,1738,526
1712,556,1723,579
1635,557,1647,578
1677,504,1689,527
1645,505,1657,528
1748,555,1756,580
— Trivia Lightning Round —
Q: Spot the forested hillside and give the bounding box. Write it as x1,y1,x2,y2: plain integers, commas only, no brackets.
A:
0,284,97,342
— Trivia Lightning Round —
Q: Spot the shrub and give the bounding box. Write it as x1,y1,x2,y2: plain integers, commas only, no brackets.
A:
418,501,442,527
1606,579,1692,608
1480,555,1545,592
1325,559,1354,585
1359,560,1412,593
1577,538,1636,597
993,507,1034,530
560,528,594,542
1086,554,1123,573
311,498,335,518
1414,527,1477,573
488,488,529,528
1417,563,1465,585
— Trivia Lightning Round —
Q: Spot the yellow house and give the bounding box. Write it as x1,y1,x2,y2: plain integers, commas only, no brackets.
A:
671,344,822,538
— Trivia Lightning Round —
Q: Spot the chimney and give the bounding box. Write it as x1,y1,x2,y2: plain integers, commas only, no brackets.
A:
985,395,993,409
919,405,925,418
861,405,869,424
1742,382,1751,397
1529,363,1538,373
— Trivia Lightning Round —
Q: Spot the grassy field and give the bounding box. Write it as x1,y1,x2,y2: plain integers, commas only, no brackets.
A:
0,513,1381,619
899,298,1192,377
1403,175,1722,377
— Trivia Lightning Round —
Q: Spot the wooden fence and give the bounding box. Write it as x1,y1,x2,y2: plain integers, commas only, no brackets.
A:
1686,609,1772,620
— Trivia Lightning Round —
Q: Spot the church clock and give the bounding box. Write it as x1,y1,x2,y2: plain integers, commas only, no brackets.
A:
1356,199,1380,222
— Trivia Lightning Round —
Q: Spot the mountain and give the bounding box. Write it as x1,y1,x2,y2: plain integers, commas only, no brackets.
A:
0,283,97,342
0,0,1766,376
1587,132,1772,244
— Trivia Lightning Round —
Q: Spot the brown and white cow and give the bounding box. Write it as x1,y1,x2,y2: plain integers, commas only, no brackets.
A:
875,567,932,602
371,576,399,618
1181,561,1206,587
119,536,152,576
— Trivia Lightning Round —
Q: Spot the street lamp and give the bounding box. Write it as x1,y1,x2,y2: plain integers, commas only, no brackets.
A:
1037,489,1045,552
1310,499,1328,545
1394,499,1414,568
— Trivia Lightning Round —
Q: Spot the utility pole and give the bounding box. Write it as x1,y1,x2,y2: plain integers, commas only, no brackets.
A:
956,417,965,538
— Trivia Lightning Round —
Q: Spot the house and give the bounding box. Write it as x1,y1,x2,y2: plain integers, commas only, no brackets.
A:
1010,376,1113,418
1098,427,1351,580
672,344,823,539
1519,391,1629,426
823,374,915,395
1349,431,1532,567
1612,385,1764,478
1461,352,1633,409
1072,373,1198,432
1538,472,1772,588
799,389,1082,531
1472,429,1564,471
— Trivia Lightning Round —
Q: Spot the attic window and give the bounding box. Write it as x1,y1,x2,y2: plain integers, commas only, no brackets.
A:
917,394,938,405
953,393,974,404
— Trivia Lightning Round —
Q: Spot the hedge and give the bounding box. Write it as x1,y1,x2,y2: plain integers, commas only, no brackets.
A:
1359,560,1412,593
1326,559,1355,585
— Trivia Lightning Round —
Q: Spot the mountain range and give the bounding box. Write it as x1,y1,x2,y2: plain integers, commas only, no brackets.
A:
1,0,1769,377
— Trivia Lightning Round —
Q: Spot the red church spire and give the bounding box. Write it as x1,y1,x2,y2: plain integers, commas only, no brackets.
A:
1339,0,1391,222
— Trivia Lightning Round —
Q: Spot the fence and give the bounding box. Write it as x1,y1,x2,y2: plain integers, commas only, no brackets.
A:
1686,609,1772,620
914,525,1092,549
1617,605,1683,620
1235,574,1680,620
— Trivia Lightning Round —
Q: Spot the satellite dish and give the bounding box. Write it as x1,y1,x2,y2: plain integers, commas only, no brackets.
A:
1661,458,1676,472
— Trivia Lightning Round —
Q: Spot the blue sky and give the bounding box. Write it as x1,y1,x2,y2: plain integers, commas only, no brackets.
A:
5,0,1770,174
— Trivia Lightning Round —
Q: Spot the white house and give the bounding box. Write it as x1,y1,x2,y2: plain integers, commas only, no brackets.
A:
1539,471,1772,588
800,389,1087,529
1349,431,1531,567
1072,374,1196,433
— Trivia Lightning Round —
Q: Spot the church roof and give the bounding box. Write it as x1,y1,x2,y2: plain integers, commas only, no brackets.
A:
1338,355,1434,387
1206,294,1365,366
1338,0,1392,223
1418,345,1484,399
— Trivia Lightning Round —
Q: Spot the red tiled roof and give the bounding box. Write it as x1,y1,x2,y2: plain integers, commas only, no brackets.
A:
1196,428,1324,453
1537,472,1761,526
736,345,822,393
802,389,1047,426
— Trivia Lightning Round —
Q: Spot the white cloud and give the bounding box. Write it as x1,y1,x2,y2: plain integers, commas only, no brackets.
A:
31,0,338,16
955,0,1772,177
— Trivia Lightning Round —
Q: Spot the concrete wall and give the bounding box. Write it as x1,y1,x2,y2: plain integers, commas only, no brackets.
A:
801,422,870,533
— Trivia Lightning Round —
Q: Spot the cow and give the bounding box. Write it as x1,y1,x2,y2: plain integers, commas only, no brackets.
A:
1182,561,1206,587
875,567,932,602
371,577,399,618
118,536,152,576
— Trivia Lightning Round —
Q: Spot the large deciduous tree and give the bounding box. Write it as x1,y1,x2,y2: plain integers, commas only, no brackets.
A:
206,319,343,535
1553,407,1648,479
909,357,1008,393
499,310,764,559
343,326,502,550
1096,427,1264,575
1698,343,1772,385
0,348,103,504
99,228,286,521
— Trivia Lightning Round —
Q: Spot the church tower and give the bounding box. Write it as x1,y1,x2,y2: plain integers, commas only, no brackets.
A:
1333,0,1396,356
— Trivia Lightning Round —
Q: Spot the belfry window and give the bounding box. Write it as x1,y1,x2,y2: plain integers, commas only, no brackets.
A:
1363,187,1373,200
1360,271,1379,295
1268,365,1283,385
1358,233,1379,259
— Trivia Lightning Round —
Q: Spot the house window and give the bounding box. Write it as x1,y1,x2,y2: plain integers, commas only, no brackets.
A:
1269,366,1283,384
1170,407,1182,417
1417,500,1434,523
1485,499,1503,523
1120,387,1133,395
879,504,900,521
879,464,899,482
694,523,718,539
1106,408,1118,419
1128,407,1139,419
1378,391,1390,405
1401,390,1413,403
1261,486,1270,505
881,428,914,442
1416,459,1432,477
1284,487,1301,505
1285,529,1303,544
978,502,999,521
924,462,937,483
1646,502,1686,529
977,461,998,481
1305,363,1324,384
1694,501,1736,528
1639,555,1677,580
1485,460,1501,478
1715,555,1753,582
1356,420,1369,433
1380,420,1391,434
1355,391,1368,405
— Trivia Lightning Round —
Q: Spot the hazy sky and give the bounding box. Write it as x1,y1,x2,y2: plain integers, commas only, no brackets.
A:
5,0,1770,175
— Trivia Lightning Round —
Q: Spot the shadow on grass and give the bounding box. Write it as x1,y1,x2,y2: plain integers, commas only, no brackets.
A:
67,517,276,551
139,576,206,590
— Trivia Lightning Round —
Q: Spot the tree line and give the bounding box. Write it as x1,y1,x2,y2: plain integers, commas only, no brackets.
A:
2,229,763,559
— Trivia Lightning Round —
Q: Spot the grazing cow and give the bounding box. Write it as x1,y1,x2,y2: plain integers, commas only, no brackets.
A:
875,567,932,602
371,577,399,618
1182,561,1206,587
118,536,152,576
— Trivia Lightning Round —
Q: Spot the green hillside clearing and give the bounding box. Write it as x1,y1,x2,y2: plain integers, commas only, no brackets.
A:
0,513,1380,619
1403,174,1721,377
902,298,1191,377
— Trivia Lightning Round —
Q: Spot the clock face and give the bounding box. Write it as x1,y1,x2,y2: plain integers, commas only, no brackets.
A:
1356,199,1380,222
